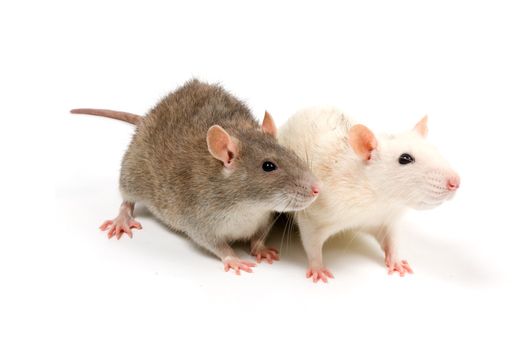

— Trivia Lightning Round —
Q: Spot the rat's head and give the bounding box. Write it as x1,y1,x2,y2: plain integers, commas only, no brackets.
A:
206,111,320,212
349,117,460,210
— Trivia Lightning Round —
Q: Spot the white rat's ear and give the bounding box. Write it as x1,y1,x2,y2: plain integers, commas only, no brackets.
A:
414,116,428,138
207,125,238,168
262,110,278,138
349,124,377,161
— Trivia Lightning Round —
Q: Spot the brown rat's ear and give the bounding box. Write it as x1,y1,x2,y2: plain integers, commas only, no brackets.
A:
349,124,377,161
207,125,238,168
414,115,428,138
262,110,278,138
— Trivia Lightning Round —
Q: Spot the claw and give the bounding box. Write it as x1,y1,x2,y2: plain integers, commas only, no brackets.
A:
386,257,413,277
223,257,256,275
306,267,334,283
100,220,113,231
99,215,142,240
251,247,280,265
99,202,142,240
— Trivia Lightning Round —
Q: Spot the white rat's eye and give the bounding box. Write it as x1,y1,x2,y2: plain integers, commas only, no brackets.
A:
262,161,278,172
398,153,415,165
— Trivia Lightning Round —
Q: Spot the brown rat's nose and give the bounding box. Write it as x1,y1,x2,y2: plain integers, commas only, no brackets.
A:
447,176,460,191
311,184,320,196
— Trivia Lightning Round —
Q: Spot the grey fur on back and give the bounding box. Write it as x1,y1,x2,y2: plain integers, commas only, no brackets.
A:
120,79,252,213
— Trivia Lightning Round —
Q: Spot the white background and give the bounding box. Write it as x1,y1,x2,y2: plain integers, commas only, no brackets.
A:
1,1,525,349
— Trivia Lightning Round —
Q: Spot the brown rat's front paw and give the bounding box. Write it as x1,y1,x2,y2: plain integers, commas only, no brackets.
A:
306,266,334,283
222,257,257,275
385,256,413,277
251,247,279,264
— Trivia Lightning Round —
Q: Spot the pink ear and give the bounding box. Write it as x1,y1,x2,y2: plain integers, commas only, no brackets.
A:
414,116,428,137
207,125,238,168
349,124,377,161
262,110,278,138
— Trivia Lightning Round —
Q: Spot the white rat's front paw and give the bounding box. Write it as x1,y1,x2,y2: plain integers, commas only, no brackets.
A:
306,266,334,283
385,255,413,277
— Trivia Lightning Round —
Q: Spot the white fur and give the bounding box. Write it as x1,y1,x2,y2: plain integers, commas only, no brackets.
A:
279,107,459,271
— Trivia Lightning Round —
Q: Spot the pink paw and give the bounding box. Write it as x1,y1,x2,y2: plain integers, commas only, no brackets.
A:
251,247,279,264
386,257,413,277
223,257,257,275
100,218,142,240
306,267,334,283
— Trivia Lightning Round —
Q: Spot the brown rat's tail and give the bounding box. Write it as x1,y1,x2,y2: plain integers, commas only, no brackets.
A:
70,108,142,125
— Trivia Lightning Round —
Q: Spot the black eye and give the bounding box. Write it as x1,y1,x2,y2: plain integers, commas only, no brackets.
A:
262,161,277,172
398,153,415,165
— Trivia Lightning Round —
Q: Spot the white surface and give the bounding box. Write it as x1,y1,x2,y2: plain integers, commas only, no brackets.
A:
1,1,525,349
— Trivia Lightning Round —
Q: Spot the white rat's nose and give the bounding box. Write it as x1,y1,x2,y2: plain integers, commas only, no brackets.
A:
447,175,460,191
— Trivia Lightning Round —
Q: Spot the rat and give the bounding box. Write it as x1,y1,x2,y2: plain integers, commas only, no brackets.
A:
278,107,460,282
71,79,320,275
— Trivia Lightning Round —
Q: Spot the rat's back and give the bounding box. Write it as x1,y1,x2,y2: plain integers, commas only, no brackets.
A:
119,79,258,209
143,79,258,139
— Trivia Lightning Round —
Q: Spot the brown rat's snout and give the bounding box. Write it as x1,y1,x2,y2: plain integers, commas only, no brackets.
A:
276,177,321,212
294,176,322,209
305,176,322,198
446,174,460,192
310,183,320,196
297,179,321,198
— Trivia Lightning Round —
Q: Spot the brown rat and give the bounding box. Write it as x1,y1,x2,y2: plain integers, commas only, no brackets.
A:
71,79,320,274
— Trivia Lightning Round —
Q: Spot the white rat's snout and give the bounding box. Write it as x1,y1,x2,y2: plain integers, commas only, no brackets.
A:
416,169,460,209
447,174,460,192
438,171,460,196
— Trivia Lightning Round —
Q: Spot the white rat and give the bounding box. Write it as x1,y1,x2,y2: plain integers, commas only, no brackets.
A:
279,107,460,282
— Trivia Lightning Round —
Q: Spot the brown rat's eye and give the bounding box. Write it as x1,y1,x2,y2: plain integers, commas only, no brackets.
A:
262,161,277,172
398,153,415,165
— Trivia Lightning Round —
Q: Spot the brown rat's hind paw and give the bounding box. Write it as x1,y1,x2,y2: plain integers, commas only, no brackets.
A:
306,267,334,283
99,217,142,240
222,257,257,275
99,201,142,240
385,257,413,277
251,247,280,264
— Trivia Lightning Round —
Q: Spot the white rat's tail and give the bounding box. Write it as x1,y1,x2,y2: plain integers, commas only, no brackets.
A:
70,108,142,125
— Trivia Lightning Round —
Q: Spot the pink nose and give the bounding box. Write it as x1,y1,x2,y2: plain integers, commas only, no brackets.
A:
447,176,460,191
311,184,320,196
